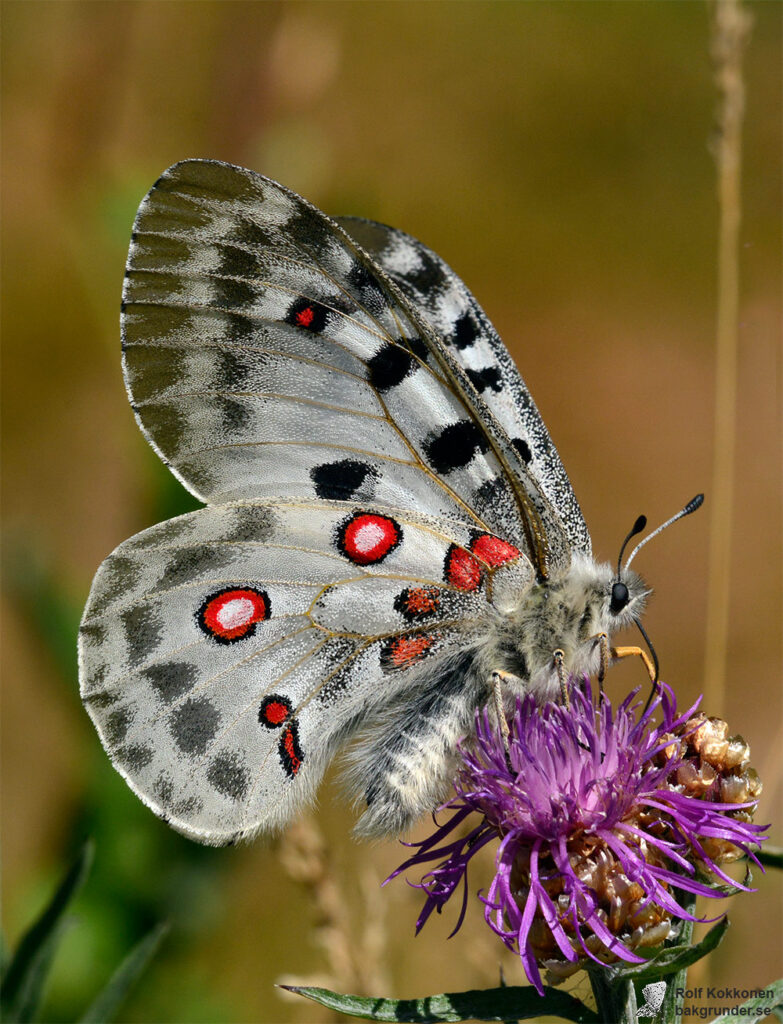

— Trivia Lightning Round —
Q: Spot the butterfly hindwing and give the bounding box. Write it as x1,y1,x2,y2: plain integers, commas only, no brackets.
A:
79,500,525,843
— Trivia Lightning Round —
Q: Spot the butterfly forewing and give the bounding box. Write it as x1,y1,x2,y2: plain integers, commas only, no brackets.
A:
121,159,568,569
335,215,591,558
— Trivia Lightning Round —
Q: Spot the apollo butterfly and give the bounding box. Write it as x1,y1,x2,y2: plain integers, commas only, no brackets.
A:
79,160,662,844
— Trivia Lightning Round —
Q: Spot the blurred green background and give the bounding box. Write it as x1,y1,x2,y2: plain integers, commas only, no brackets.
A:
2,2,780,1021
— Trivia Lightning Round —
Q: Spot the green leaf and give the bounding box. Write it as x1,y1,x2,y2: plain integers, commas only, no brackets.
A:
709,978,783,1023
612,918,728,984
280,984,601,1023
78,922,169,1024
758,846,783,871
0,841,94,1023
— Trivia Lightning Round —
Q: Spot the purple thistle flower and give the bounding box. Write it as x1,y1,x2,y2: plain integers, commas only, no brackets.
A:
390,679,767,995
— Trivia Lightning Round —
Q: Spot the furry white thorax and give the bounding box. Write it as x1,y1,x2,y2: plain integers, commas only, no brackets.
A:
477,552,649,703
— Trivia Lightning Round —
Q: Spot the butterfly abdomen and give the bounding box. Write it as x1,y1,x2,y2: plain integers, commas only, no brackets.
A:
345,649,486,837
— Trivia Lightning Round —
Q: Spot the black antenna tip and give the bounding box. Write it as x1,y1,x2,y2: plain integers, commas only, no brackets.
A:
684,493,704,515
632,514,648,535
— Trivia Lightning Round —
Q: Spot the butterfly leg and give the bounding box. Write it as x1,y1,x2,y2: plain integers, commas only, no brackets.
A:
593,632,610,684
490,670,519,771
553,649,570,707
611,645,656,684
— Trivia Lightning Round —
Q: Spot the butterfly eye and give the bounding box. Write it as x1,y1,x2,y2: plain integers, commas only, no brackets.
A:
610,581,630,614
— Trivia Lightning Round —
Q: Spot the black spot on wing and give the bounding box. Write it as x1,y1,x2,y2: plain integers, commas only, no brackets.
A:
121,604,163,667
207,750,250,800
403,250,447,293
423,420,489,473
144,662,197,704
284,207,335,258
90,555,142,616
451,311,480,350
124,345,186,404
83,686,118,708
367,343,416,391
79,622,107,648
175,459,216,499
310,459,378,500
115,743,153,772
218,396,252,434
218,243,259,279
153,772,174,806
105,705,135,746
347,260,387,313
223,310,257,344
212,276,256,310
232,216,274,248
406,336,429,363
284,297,328,333
155,545,233,590
466,366,502,394
512,437,533,464
138,234,192,266
137,401,188,457
172,795,203,817
223,505,277,543
473,476,518,526
170,697,220,755
213,347,267,391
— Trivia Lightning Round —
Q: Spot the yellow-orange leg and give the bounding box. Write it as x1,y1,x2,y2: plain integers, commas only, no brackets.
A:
610,645,657,684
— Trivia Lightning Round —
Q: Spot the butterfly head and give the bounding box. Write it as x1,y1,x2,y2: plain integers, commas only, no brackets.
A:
567,555,649,640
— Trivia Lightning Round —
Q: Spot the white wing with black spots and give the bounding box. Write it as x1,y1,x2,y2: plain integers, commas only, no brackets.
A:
79,500,527,844
78,161,634,845
336,215,591,557
122,160,573,577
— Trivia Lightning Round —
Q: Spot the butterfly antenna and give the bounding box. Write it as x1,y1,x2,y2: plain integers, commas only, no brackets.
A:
624,494,705,572
616,514,648,578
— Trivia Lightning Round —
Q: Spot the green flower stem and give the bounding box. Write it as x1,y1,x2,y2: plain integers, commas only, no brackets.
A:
661,897,695,1024
587,966,638,1024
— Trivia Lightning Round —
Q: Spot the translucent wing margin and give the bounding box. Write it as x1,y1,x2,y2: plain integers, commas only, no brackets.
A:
79,500,530,844
336,215,591,556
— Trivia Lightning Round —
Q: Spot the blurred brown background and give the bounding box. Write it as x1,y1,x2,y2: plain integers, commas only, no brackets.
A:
2,2,780,1022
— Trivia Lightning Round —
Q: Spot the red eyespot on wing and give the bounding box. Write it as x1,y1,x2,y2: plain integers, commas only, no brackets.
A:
198,588,270,643
381,633,434,671
259,695,292,729
394,586,441,620
296,306,315,327
444,545,483,591
470,534,520,567
337,512,401,565
279,722,304,777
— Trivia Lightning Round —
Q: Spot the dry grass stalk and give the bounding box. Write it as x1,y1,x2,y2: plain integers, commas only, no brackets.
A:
704,0,753,714
275,814,390,1014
